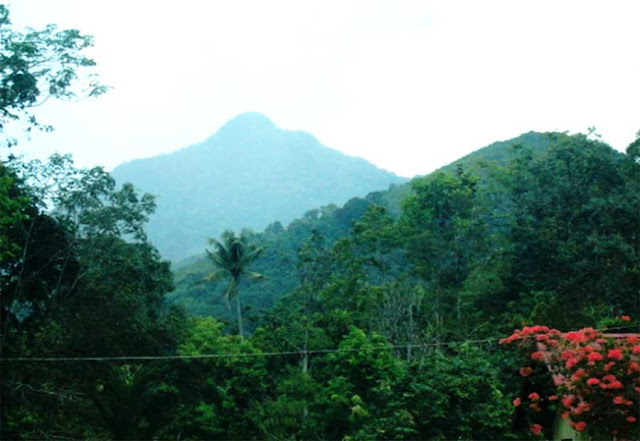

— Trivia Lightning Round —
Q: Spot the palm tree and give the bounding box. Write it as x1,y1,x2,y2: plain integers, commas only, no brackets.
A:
205,229,264,338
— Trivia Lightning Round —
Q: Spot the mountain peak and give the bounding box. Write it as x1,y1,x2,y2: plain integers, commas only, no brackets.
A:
112,113,405,260
217,112,276,138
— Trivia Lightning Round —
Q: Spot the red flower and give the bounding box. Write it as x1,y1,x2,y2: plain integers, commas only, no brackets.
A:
573,421,587,432
574,401,591,414
621,315,631,321
582,327,598,339
633,345,640,354
613,396,625,404
627,416,637,423
586,378,600,386
562,395,575,409
604,361,616,371
513,397,521,407
608,381,623,389
565,331,586,343
548,395,558,401
608,348,623,360
560,349,574,360
530,424,542,435
499,331,522,344
519,367,533,377
628,361,640,372
531,351,546,362
587,352,603,363
565,357,578,369
571,368,586,380
528,392,540,401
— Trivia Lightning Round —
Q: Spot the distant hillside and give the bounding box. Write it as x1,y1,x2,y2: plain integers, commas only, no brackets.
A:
112,113,407,260
439,130,554,173
170,131,558,325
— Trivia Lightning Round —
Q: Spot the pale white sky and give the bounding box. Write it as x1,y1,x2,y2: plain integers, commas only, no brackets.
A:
7,0,640,177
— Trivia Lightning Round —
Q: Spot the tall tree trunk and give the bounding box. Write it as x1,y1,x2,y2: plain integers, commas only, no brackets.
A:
235,293,244,339
302,328,309,373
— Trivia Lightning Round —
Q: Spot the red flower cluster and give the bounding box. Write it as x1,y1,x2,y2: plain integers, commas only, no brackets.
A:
530,423,542,435
502,321,640,439
570,420,587,432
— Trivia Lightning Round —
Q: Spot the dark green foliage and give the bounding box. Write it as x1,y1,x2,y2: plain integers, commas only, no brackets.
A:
0,154,180,440
248,370,321,440
81,363,182,440
0,161,32,261
0,5,107,144
168,195,378,329
400,166,487,335
373,347,512,440
165,317,268,439
504,134,639,328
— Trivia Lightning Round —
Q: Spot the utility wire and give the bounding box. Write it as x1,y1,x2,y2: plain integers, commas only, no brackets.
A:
1,325,637,363
0,338,497,362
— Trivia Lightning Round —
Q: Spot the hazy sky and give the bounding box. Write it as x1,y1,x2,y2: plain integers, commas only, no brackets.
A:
7,0,640,177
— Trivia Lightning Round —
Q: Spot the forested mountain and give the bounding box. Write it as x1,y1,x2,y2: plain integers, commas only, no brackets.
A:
440,130,554,171
169,131,555,325
112,112,406,260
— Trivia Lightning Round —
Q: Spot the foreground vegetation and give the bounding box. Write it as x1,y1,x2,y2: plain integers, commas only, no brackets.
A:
3,130,638,440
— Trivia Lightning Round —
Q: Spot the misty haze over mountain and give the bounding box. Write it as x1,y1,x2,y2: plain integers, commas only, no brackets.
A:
112,113,407,260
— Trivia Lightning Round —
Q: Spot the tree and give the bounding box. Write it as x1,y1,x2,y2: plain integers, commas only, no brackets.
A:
0,155,179,439
352,204,402,282
206,229,264,338
372,346,512,440
0,4,107,145
400,166,487,336
167,317,268,439
505,134,639,328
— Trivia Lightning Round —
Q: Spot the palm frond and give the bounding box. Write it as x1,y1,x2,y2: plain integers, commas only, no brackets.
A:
245,271,265,280
204,269,228,283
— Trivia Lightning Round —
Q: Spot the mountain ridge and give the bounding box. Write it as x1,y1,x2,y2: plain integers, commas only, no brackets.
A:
167,130,564,323
112,112,407,260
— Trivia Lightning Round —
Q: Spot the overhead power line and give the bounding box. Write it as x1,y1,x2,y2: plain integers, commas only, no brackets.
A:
2,325,636,363
0,338,497,363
